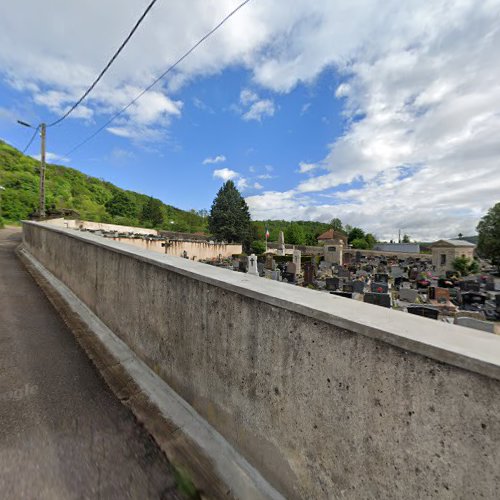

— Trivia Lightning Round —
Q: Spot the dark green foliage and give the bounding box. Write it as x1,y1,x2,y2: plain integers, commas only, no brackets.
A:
452,256,480,276
105,191,137,218
347,227,365,243
402,234,411,243
285,223,306,245
330,217,344,233
365,233,377,249
251,240,267,254
350,238,369,249
477,202,500,269
0,140,207,232
252,219,330,245
140,196,164,227
208,180,252,243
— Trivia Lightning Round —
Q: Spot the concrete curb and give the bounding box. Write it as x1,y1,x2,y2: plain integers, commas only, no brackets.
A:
17,245,285,500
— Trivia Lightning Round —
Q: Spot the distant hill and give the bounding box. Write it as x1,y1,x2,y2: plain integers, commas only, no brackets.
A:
0,139,354,244
0,140,207,232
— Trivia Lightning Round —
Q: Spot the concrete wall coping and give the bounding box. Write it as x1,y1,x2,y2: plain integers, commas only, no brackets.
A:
25,221,500,381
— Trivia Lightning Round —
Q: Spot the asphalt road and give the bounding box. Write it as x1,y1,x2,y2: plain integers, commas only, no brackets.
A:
0,227,180,499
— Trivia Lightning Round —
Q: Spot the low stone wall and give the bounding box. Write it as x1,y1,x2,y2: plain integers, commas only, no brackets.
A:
43,218,159,235
22,221,500,499
165,240,242,260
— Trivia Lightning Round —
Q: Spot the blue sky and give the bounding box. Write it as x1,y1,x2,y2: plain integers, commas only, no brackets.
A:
1,0,499,240
0,66,344,212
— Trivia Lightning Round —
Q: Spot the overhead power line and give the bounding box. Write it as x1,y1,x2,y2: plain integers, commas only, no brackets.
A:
65,0,251,156
22,125,40,154
47,0,159,128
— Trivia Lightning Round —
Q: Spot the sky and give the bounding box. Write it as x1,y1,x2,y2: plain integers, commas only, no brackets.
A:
0,0,499,241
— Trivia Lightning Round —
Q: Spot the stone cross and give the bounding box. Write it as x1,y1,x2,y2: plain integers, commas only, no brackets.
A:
247,254,259,276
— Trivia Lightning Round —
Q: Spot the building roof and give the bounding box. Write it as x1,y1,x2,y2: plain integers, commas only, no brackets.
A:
317,229,347,242
431,239,476,248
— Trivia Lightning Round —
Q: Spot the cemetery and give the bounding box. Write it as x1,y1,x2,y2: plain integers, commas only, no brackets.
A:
206,231,500,335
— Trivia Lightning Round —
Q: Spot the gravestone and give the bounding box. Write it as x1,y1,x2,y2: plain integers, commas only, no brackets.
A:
371,282,389,294
239,259,248,273
247,254,259,276
337,267,350,278
398,288,418,302
292,249,302,271
459,281,480,292
257,263,265,276
363,292,391,308
374,273,389,284
265,254,275,270
429,287,450,302
407,305,439,320
330,291,353,299
390,266,404,278
409,268,419,281
286,262,297,275
304,262,314,285
343,282,354,293
355,251,362,263
326,277,340,291
352,280,365,293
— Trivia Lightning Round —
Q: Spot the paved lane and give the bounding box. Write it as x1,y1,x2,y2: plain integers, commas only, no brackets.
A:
0,227,180,499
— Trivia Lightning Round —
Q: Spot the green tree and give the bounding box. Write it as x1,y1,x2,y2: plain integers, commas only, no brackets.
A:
105,191,137,218
251,240,266,254
330,217,344,233
477,202,500,269
285,223,306,245
402,234,411,243
452,256,480,276
141,197,164,227
351,238,369,249
348,227,365,243
365,233,377,249
208,180,252,244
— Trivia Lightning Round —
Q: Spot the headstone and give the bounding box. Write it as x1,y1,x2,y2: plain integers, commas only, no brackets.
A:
371,282,389,294
363,292,391,308
374,273,389,284
247,254,259,276
337,267,350,278
409,268,418,281
390,266,404,278
239,259,248,273
352,280,365,293
407,305,439,320
330,291,353,299
265,254,274,270
257,263,265,276
454,316,498,334
304,262,314,285
459,281,480,292
398,288,419,302
271,270,281,281
326,277,340,291
343,282,354,293
286,262,297,275
355,251,362,263
429,287,450,302
292,249,302,271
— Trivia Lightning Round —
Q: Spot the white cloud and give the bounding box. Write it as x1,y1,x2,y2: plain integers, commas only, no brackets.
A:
239,88,275,121
1,1,499,237
31,151,69,163
253,182,263,189
203,154,226,165
237,177,249,190
297,161,317,174
213,167,238,181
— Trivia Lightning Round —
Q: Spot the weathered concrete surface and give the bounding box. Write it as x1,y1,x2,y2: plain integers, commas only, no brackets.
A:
0,227,180,499
22,222,500,499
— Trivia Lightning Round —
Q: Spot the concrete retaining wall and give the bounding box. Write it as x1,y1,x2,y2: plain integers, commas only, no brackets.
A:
22,221,500,499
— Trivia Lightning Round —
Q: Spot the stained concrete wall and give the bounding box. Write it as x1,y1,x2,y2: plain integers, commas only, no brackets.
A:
165,240,242,260
43,218,159,235
22,221,500,499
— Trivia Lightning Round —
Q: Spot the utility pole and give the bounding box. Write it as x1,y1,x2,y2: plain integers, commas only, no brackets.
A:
17,119,47,218
39,123,46,218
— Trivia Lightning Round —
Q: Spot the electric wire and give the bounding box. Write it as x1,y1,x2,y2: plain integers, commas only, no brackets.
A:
22,125,40,154
65,0,251,156
47,0,159,127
